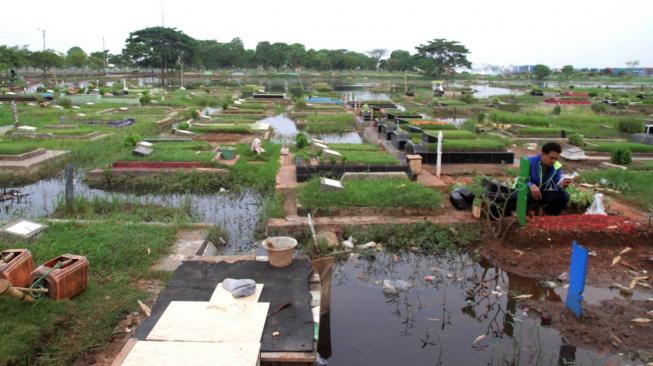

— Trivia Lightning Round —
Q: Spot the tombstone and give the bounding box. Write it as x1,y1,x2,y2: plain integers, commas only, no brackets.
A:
566,241,589,318
313,142,329,150
311,138,326,145
17,126,37,132
119,107,129,111
133,146,153,156
322,149,343,163
561,147,587,161
250,138,265,155
645,124,653,135
280,146,290,156
137,141,154,149
175,129,194,135
320,177,344,191
1,220,46,242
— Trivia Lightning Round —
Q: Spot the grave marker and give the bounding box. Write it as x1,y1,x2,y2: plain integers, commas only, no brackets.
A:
566,241,589,318
516,156,529,226
319,177,344,191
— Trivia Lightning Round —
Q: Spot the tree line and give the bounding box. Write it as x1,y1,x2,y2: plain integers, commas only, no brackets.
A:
0,26,472,78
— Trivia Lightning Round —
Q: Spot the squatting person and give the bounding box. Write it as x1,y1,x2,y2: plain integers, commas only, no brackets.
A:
526,142,572,215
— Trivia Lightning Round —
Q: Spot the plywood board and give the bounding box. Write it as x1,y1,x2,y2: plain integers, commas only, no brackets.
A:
146,301,269,343
121,341,260,366
209,283,264,304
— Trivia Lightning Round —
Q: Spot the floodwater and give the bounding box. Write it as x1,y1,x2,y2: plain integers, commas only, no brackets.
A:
469,84,523,98
0,175,262,247
319,251,622,366
265,115,363,144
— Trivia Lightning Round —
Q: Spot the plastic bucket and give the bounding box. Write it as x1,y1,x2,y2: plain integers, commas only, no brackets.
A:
261,237,297,268
221,147,236,160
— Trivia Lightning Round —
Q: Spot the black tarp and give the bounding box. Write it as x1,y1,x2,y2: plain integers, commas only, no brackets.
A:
135,258,315,352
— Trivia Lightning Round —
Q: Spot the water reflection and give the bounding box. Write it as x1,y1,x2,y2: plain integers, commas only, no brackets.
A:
322,251,620,366
264,115,362,144
0,175,262,248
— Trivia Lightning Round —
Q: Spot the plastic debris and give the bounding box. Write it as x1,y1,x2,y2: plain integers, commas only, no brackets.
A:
342,236,355,250
473,334,486,344
357,241,376,250
630,318,651,323
383,280,411,295
424,275,434,282
513,294,533,300
585,193,606,215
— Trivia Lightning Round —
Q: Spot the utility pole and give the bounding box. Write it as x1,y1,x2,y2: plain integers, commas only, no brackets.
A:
161,0,165,27
37,28,46,51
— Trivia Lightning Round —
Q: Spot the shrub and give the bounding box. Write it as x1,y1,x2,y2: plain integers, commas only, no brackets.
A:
611,147,632,165
590,102,608,113
477,112,486,123
288,85,303,98
295,132,309,149
295,98,307,109
139,94,152,105
552,104,561,115
177,122,189,130
568,134,585,147
123,133,142,147
59,98,73,109
616,119,644,133
588,91,597,97
617,97,630,108
459,93,476,104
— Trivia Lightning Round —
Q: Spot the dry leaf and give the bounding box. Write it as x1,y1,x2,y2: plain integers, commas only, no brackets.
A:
638,282,652,289
630,318,651,323
147,247,151,255
619,247,632,256
513,294,533,300
473,334,486,344
611,255,621,267
513,249,524,257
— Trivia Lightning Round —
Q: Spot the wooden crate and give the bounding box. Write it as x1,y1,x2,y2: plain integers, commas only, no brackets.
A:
31,254,89,300
0,249,34,287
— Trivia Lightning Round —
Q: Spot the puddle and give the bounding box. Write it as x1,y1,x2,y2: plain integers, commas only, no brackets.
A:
265,115,362,144
438,117,468,128
0,176,262,248
341,90,392,101
468,84,523,98
319,251,622,366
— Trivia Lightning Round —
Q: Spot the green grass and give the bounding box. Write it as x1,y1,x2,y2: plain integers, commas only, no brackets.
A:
298,177,442,210
408,122,459,130
50,196,195,223
342,222,481,253
296,144,399,165
585,142,653,153
488,110,645,138
513,127,573,137
0,222,176,365
438,130,477,139
426,139,506,152
121,141,216,163
0,141,38,155
189,124,252,134
582,169,653,209
300,113,356,134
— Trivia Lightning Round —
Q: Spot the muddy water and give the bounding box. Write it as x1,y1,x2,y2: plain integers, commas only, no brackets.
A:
320,252,620,366
265,115,363,144
0,176,262,247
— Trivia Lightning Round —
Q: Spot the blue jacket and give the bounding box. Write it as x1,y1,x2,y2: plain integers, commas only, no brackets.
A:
527,155,563,191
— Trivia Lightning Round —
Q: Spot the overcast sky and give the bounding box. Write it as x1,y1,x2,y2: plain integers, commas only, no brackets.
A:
1,0,651,68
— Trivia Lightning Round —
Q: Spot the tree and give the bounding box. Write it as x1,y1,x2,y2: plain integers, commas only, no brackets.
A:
88,51,108,71
415,39,471,77
287,43,306,69
0,45,31,76
366,48,387,69
29,50,63,78
123,27,196,83
269,42,289,68
254,41,273,68
65,46,87,68
384,50,414,72
561,65,574,79
532,64,552,80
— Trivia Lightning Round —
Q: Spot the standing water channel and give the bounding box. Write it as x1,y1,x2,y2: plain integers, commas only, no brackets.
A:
320,252,621,366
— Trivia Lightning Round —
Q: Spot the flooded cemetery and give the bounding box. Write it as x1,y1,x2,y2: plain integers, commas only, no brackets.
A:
1,7,653,366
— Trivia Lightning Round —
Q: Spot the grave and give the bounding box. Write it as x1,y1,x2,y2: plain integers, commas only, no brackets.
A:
319,177,344,190
1,220,46,242
132,146,153,156
561,146,588,161
322,149,343,162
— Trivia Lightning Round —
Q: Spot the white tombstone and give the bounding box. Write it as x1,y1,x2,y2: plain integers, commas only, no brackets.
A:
435,131,443,178
137,141,154,148
320,177,344,191
314,142,329,150
323,149,343,162
561,147,588,161
17,126,37,132
2,219,46,241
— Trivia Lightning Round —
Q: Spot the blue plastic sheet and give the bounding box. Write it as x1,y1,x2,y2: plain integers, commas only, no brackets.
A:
565,241,589,318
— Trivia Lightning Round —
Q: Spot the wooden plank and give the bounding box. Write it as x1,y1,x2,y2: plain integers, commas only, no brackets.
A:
260,351,316,363
311,256,334,314
111,338,137,366
147,301,270,343
121,341,260,366
210,283,264,303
